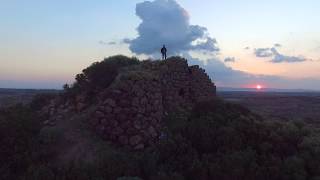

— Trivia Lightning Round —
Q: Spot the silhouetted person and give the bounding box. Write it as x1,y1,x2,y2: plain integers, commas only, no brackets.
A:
161,45,167,60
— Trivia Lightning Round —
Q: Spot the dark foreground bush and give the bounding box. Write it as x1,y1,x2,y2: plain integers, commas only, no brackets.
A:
2,98,320,180
159,99,320,180
0,105,41,179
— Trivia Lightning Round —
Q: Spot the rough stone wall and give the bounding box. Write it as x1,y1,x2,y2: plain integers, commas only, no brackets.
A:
91,57,216,149
189,65,216,102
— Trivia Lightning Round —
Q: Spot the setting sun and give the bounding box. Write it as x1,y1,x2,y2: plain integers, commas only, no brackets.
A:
256,85,262,90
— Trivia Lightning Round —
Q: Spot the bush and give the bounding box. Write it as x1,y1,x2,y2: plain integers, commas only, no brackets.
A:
69,55,140,96
3,98,320,180
0,105,41,179
156,100,320,180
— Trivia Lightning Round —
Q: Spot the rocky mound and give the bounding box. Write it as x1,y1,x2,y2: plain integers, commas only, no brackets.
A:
5,56,320,180
41,56,216,149
92,57,216,149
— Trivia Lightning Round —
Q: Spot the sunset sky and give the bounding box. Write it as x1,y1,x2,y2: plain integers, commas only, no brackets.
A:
1,0,319,89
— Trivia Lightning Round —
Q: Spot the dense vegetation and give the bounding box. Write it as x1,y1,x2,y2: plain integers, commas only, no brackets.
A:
1,97,320,180
1,56,320,179
64,55,140,100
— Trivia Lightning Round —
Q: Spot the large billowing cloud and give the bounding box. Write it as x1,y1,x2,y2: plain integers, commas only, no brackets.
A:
119,0,319,90
125,0,219,55
254,46,308,63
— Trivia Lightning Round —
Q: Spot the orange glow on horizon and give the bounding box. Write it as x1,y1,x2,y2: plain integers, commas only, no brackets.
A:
256,85,262,90
239,84,266,89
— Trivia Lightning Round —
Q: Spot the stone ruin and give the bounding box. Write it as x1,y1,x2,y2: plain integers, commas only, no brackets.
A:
40,57,216,150
90,57,216,149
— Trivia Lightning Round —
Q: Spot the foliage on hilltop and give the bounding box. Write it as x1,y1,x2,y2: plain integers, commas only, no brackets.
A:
64,55,139,96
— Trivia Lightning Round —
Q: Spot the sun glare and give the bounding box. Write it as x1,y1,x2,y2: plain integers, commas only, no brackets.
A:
256,85,262,90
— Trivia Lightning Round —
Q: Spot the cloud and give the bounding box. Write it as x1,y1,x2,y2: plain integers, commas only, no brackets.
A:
274,43,282,47
98,40,107,45
254,48,273,57
186,55,320,89
254,46,308,63
125,0,219,55
224,57,236,63
116,0,319,90
184,54,253,86
270,48,307,63
99,41,117,45
122,38,132,44
108,41,117,45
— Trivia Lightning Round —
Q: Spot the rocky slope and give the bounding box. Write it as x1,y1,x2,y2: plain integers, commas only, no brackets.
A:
41,56,216,149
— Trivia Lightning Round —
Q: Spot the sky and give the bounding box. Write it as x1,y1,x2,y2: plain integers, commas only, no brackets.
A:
0,0,319,89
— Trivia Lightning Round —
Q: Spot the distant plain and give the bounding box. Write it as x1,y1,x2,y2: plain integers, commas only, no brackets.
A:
1,88,320,126
219,90,320,126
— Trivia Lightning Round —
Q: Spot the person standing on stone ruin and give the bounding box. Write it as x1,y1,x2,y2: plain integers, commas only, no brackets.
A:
161,45,167,60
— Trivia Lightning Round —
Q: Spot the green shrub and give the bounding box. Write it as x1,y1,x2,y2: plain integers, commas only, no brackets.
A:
155,99,320,180
0,105,41,179
3,98,320,180
69,55,140,96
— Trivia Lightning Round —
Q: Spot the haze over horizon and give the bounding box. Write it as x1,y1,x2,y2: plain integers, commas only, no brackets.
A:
1,0,319,90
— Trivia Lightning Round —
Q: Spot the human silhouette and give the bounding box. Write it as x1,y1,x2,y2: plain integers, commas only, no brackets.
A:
161,45,167,60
